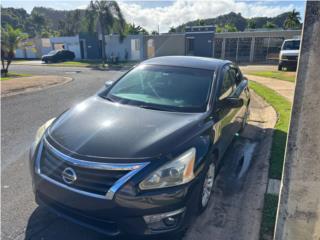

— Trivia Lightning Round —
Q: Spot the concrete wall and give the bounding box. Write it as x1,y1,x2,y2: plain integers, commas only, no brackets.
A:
144,34,185,59
50,36,81,59
274,2,320,240
105,34,144,61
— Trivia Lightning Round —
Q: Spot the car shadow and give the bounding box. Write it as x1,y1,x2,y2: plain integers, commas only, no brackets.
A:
24,123,283,240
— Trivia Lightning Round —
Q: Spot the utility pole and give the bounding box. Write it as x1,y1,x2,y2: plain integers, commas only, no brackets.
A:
274,1,320,239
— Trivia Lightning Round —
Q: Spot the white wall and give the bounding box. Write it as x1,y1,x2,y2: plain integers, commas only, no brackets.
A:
105,34,144,61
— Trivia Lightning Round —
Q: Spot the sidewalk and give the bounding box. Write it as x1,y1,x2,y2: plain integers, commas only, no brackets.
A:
246,74,295,102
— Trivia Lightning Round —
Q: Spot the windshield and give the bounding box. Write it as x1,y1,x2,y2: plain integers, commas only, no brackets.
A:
282,40,300,50
101,64,214,112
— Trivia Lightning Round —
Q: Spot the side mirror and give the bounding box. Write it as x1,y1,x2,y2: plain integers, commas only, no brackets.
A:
220,97,243,109
105,80,114,88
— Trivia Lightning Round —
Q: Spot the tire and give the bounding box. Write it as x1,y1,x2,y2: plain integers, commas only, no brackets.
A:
197,159,216,214
278,64,282,71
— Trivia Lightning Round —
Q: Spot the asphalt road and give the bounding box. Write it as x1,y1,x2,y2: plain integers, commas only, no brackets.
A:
1,65,125,240
1,65,271,240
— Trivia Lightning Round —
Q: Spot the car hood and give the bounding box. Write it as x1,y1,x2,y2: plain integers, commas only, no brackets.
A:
280,50,299,56
47,96,206,160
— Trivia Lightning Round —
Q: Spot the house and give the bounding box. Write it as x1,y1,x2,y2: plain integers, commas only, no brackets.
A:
185,25,215,57
105,34,144,61
143,26,215,59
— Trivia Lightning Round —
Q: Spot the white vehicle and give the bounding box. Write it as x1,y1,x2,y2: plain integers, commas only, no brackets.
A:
278,39,300,71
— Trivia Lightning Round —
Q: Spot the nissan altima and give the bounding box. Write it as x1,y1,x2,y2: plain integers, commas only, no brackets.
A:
29,56,250,237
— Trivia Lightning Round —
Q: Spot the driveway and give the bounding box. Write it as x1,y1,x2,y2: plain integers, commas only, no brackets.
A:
1,65,276,240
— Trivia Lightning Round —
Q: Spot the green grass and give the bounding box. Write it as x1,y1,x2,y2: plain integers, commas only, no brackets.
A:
260,194,279,240
1,72,32,81
246,71,296,82
249,81,291,179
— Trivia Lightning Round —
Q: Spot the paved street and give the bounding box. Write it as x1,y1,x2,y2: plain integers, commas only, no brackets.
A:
2,65,274,240
1,65,125,239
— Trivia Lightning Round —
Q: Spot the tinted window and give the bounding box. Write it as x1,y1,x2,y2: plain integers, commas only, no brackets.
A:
282,40,300,50
102,64,214,112
220,67,236,99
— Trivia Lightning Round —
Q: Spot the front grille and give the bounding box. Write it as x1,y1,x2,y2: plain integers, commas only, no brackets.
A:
287,56,298,61
39,144,130,196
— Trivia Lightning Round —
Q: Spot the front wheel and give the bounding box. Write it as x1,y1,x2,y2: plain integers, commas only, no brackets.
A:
198,161,216,213
278,64,282,71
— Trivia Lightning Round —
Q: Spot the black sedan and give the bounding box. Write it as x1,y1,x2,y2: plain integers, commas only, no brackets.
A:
29,56,250,237
41,49,75,63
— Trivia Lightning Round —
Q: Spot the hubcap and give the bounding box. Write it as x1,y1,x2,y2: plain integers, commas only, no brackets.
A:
201,163,215,207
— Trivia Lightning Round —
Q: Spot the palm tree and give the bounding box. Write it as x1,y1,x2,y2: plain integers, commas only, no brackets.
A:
86,0,126,63
1,25,27,76
284,9,301,29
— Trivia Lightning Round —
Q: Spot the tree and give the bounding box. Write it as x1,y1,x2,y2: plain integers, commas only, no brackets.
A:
1,25,27,76
168,26,176,33
197,19,205,26
126,23,148,35
263,21,276,29
58,10,82,36
30,12,47,36
151,30,159,35
224,23,238,32
247,19,256,29
284,9,301,29
86,0,126,63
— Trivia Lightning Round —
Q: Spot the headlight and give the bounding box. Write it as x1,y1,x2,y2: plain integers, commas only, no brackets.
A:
34,118,55,146
139,148,196,190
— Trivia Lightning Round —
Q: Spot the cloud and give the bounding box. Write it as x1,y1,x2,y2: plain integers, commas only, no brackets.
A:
119,0,298,32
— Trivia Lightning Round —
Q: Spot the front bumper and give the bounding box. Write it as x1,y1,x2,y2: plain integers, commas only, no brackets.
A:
279,59,298,68
31,157,203,237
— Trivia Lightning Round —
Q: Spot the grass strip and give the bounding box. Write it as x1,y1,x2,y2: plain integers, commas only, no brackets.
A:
1,72,32,81
247,71,296,82
249,81,291,179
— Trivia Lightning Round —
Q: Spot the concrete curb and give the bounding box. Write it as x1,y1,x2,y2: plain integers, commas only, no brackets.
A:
1,76,73,98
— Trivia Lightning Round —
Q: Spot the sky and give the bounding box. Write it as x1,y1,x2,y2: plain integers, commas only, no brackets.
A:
2,0,306,32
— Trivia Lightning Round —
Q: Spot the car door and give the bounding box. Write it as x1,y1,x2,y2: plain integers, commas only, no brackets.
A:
232,65,249,132
214,64,240,156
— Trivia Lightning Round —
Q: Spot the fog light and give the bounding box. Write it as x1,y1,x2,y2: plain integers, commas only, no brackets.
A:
163,216,178,227
143,207,185,230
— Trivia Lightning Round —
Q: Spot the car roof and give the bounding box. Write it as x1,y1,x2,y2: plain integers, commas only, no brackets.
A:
284,39,300,42
141,56,231,71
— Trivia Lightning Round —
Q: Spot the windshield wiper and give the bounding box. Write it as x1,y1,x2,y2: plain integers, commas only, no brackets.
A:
138,104,174,112
104,96,115,102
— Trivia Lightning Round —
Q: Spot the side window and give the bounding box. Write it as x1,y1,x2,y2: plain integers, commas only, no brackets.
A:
219,67,236,100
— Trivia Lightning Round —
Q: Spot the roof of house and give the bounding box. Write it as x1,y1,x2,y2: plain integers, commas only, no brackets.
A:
142,56,230,70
